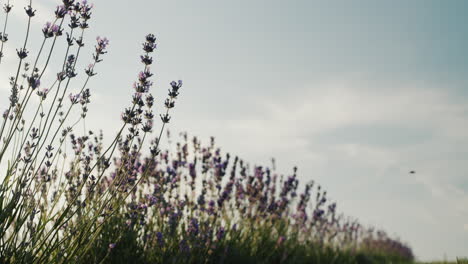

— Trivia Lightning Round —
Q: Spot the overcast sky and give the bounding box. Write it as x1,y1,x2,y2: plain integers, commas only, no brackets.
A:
0,0,467,261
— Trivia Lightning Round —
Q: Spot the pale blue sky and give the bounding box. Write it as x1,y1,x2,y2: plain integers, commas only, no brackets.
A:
0,0,467,261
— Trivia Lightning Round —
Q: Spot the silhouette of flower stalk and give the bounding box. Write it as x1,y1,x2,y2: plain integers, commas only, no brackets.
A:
0,1,184,262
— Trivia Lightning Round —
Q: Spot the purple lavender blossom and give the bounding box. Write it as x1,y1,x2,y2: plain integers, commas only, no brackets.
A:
216,227,225,241
156,232,164,247
55,5,67,18
42,22,54,38
24,5,36,17
96,36,109,49
69,93,80,104
27,77,40,90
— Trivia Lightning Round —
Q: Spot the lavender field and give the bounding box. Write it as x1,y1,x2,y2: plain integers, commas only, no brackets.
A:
0,0,467,263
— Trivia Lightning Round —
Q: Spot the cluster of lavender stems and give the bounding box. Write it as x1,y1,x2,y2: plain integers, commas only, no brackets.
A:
0,0,184,262
77,131,414,263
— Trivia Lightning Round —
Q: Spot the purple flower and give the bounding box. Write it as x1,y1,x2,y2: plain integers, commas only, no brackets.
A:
28,77,40,89
67,55,75,65
17,48,28,59
42,22,54,38
146,34,156,43
138,71,147,81
138,203,148,210
36,88,49,100
63,0,74,8
142,120,153,132
156,232,164,247
216,227,225,241
147,195,157,206
52,25,63,36
160,113,171,124
85,64,95,76
96,36,109,49
188,218,199,236
276,236,286,247
168,80,182,98
24,5,36,17
179,239,190,255
55,5,67,18
142,42,157,53
94,37,109,60
79,0,94,15
140,55,153,65
170,80,183,91
207,200,216,215
80,0,93,8
69,93,80,104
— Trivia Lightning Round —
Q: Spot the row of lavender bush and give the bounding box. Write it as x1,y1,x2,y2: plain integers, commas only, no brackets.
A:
0,1,413,263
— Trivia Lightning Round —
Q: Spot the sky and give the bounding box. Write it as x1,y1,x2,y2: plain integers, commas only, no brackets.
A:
0,0,467,261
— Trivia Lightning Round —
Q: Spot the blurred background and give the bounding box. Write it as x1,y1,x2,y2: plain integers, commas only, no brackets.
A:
0,0,467,261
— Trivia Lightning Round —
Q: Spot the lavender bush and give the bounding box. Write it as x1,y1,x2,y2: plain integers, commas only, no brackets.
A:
0,1,413,263
77,131,413,264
